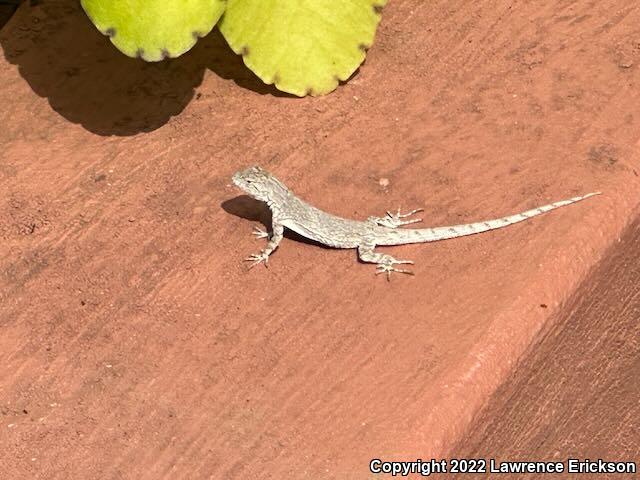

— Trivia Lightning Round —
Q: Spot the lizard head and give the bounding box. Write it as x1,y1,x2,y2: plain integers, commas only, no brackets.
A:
232,166,288,202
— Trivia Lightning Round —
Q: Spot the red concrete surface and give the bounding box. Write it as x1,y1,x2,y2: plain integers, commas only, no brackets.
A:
1,1,639,478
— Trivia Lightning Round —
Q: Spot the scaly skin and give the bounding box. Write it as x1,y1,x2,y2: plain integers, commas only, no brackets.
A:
232,166,601,279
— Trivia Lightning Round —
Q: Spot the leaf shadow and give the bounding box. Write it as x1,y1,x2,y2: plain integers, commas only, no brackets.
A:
0,0,291,137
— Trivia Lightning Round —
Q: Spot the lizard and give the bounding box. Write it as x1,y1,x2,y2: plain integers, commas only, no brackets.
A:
231,165,601,279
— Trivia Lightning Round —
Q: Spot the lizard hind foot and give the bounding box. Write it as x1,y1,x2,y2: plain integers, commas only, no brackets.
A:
375,261,415,281
372,207,424,228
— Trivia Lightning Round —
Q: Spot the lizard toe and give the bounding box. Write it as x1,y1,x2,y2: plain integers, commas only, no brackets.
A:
245,251,269,269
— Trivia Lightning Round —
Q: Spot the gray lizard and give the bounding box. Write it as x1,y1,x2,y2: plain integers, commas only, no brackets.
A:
232,166,600,279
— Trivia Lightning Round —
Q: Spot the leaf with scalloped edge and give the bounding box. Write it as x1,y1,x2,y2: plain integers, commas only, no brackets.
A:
219,0,387,96
81,0,226,62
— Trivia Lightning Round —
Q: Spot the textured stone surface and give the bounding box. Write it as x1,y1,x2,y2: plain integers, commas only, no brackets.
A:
1,1,639,478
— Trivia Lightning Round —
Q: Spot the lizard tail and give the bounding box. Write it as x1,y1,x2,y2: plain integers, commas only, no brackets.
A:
377,192,601,246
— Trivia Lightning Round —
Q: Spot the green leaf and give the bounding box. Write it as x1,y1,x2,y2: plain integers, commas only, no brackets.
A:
81,0,226,62
219,0,387,96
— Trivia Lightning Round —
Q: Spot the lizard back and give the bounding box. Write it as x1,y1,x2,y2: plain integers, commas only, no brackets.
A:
280,195,369,249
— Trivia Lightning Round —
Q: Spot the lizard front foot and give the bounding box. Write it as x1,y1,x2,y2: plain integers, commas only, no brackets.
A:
375,260,414,281
252,226,269,239
245,250,270,269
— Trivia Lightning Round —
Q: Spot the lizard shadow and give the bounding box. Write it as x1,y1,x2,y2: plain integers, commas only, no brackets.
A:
221,195,333,249
0,1,20,31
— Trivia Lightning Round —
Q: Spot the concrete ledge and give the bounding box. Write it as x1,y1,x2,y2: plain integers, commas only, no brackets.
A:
454,215,640,474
